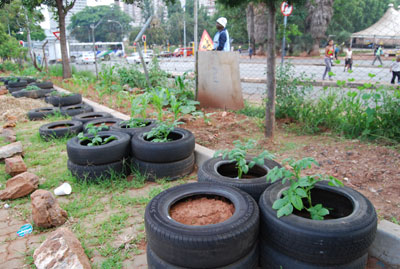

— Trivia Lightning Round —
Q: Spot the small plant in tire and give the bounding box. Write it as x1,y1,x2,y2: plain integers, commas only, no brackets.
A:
24,85,41,91
214,139,274,179
266,157,343,220
144,120,182,143
77,124,116,146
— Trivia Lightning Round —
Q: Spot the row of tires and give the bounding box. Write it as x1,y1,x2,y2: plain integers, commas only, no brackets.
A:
145,182,377,269
66,127,196,182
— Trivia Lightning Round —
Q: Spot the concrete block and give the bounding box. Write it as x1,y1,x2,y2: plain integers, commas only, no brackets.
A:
194,144,215,168
369,220,400,267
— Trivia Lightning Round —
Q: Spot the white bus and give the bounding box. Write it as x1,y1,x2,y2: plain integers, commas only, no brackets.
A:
69,42,125,62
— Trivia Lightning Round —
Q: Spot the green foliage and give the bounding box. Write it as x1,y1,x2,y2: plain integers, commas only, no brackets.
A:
69,5,132,42
24,85,40,91
214,139,275,179
266,157,343,220
0,60,20,72
274,65,400,143
77,125,116,146
275,62,313,119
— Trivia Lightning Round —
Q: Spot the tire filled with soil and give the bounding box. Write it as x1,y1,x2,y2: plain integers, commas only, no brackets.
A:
39,120,83,141
258,181,377,268
145,182,259,268
111,118,157,137
27,107,60,120
83,117,122,133
72,112,113,124
198,156,282,201
60,104,93,116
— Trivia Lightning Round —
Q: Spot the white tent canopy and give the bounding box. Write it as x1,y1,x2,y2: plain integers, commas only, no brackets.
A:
352,4,400,40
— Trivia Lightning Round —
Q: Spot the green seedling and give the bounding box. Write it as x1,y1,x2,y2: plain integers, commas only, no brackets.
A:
266,157,343,220
78,123,116,146
25,85,41,91
144,120,182,143
214,139,275,179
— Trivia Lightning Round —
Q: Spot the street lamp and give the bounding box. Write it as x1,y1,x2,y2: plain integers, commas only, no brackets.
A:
107,20,123,41
90,18,105,79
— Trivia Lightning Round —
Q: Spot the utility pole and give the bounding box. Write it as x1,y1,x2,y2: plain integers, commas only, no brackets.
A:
90,18,104,79
194,0,198,99
183,4,187,57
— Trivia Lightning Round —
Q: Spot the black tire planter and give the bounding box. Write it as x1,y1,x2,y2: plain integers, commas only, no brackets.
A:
131,153,195,181
259,181,377,266
198,156,282,201
60,104,93,116
67,159,128,181
131,128,195,163
111,118,157,137
72,112,113,124
25,77,37,84
12,88,54,99
39,120,83,141
147,242,259,269
45,93,82,107
145,182,259,268
8,81,27,88
83,117,121,133
259,241,368,269
7,86,25,93
67,131,130,165
32,81,53,89
27,107,60,121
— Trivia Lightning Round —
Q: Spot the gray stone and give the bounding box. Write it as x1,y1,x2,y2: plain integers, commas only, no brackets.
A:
0,142,23,160
33,227,91,269
369,220,400,267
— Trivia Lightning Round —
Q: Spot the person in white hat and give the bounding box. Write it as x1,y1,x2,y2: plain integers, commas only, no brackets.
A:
213,17,230,51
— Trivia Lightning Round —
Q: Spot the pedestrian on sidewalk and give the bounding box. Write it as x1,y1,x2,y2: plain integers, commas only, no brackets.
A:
372,45,383,66
323,40,334,80
212,17,230,52
344,47,353,72
334,45,340,60
390,56,400,84
249,47,253,59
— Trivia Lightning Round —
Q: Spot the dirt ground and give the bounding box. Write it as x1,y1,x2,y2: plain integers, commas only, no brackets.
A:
54,79,400,222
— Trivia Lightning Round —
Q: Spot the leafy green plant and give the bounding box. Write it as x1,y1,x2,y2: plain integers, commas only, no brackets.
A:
25,85,41,91
50,91,75,97
77,123,116,146
121,118,149,128
144,120,182,143
266,157,343,220
214,140,275,179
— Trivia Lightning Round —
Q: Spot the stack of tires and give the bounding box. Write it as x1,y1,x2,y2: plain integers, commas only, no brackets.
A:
111,118,157,137
45,92,82,107
258,182,377,268
66,131,131,181
145,183,259,269
6,80,28,94
130,128,195,180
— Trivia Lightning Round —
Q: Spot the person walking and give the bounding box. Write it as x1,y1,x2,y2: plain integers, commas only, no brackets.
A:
344,47,353,72
249,47,253,59
213,17,230,52
372,45,383,65
323,40,334,80
390,56,400,84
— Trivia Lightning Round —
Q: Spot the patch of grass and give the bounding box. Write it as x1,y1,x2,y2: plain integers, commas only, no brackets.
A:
236,102,265,119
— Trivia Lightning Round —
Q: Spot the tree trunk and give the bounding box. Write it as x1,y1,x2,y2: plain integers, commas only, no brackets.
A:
253,2,268,55
56,0,72,79
309,38,321,56
265,4,276,139
246,3,255,51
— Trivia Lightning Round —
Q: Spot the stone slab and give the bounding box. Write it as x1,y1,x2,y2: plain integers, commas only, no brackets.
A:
0,141,23,160
198,51,244,110
369,220,400,267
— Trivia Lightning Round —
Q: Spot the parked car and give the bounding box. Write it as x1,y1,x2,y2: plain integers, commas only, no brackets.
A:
126,52,151,64
173,48,193,57
76,53,95,64
159,51,173,58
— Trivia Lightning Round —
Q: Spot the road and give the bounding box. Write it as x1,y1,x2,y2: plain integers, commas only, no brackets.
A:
72,56,396,102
